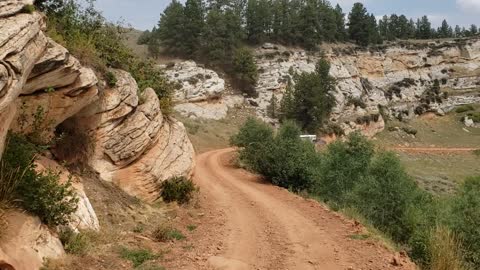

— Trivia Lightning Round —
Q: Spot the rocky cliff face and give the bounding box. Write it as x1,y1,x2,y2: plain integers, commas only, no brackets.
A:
252,40,480,135
0,2,195,268
163,61,244,120
166,40,480,136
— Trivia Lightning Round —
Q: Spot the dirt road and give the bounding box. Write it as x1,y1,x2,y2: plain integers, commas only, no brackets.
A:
391,147,479,153
191,148,415,270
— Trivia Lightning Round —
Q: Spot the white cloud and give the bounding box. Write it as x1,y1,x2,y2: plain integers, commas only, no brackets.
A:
457,0,480,13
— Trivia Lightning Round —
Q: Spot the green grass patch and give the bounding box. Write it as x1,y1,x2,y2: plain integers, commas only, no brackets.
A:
59,229,90,255
186,224,197,231
349,234,370,240
152,224,185,242
119,247,159,268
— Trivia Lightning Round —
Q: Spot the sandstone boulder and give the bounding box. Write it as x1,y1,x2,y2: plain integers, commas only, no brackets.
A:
0,211,65,270
165,61,225,102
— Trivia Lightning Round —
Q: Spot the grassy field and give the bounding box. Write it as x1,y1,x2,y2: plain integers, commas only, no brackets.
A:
176,107,257,154
375,109,480,194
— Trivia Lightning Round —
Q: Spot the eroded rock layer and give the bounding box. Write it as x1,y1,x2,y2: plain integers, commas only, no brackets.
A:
73,70,195,202
0,4,195,269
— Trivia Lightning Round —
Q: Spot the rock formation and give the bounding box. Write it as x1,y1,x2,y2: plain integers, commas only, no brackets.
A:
72,69,195,201
251,40,480,135
163,61,244,120
0,2,195,268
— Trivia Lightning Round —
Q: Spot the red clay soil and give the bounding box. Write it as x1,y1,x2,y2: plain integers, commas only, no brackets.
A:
165,148,417,270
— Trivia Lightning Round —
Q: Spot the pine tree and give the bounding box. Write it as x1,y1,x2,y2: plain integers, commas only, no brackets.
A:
368,14,382,44
455,25,462,37
318,1,337,42
298,0,321,49
438,19,452,38
183,0,205,57
279,79,295,121
333,4,347,41
203,7,243,63
157,0,186,54
398,15,410,39
379,15,389,40
246,0,272,43
267,93,278,118
291,58,336,132
416,16,432,39
348,3,370,46
470,24,478,36
388,14,399,40
233,47,258,95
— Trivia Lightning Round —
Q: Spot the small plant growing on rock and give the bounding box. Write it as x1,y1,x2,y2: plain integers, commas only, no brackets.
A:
21,4,36,13
105,71,118,87
160,176,196,204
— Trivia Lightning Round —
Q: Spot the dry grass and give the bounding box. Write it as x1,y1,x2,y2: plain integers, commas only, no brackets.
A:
429,226,469,270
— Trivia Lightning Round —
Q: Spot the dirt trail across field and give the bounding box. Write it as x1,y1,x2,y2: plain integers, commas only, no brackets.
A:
191,148,416,270
391,147,479,153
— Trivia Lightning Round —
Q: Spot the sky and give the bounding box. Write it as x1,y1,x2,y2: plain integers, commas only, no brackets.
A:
93,0,480,31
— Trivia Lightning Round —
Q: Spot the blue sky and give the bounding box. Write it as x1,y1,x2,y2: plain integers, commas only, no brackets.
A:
93,0,480,30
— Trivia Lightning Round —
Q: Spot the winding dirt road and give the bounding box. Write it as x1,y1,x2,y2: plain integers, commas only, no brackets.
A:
191,148,416,270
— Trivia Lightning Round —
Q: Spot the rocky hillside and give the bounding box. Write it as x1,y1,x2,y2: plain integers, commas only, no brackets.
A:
0,1,194,269
165,40,480,137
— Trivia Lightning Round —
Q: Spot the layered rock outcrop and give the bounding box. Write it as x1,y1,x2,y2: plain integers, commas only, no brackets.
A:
0,3,195,268
252,40,480,135
72,70,195,201
163,61,244,120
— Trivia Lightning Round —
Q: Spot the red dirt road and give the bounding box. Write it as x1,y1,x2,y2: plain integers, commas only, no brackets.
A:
390,147,479,153
191,148,416,270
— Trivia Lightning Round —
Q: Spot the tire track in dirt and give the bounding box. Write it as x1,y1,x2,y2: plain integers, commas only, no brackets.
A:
193,148,416,270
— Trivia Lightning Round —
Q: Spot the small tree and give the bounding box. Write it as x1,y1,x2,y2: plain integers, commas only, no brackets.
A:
290,58,336,133
232,47,259,96
267,93,278,118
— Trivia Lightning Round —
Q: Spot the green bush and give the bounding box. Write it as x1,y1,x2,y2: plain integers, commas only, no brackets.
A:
59,229,90,255
160,176,196,204
256,121,321,191
230,118,274,172
119,247,158,268
2,133,78,226
449,176,480,268
350,152,423,243
312,132,374,206
456,105,475,113
21,4,36,13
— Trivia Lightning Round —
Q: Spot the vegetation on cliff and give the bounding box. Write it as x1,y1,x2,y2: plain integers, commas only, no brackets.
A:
35,0,174,113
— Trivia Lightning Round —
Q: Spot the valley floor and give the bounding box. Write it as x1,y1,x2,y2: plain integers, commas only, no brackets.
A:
170,148,416,270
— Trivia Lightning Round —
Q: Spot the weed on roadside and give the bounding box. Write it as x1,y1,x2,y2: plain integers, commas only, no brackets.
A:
152,224,185,242
119,247,159,268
